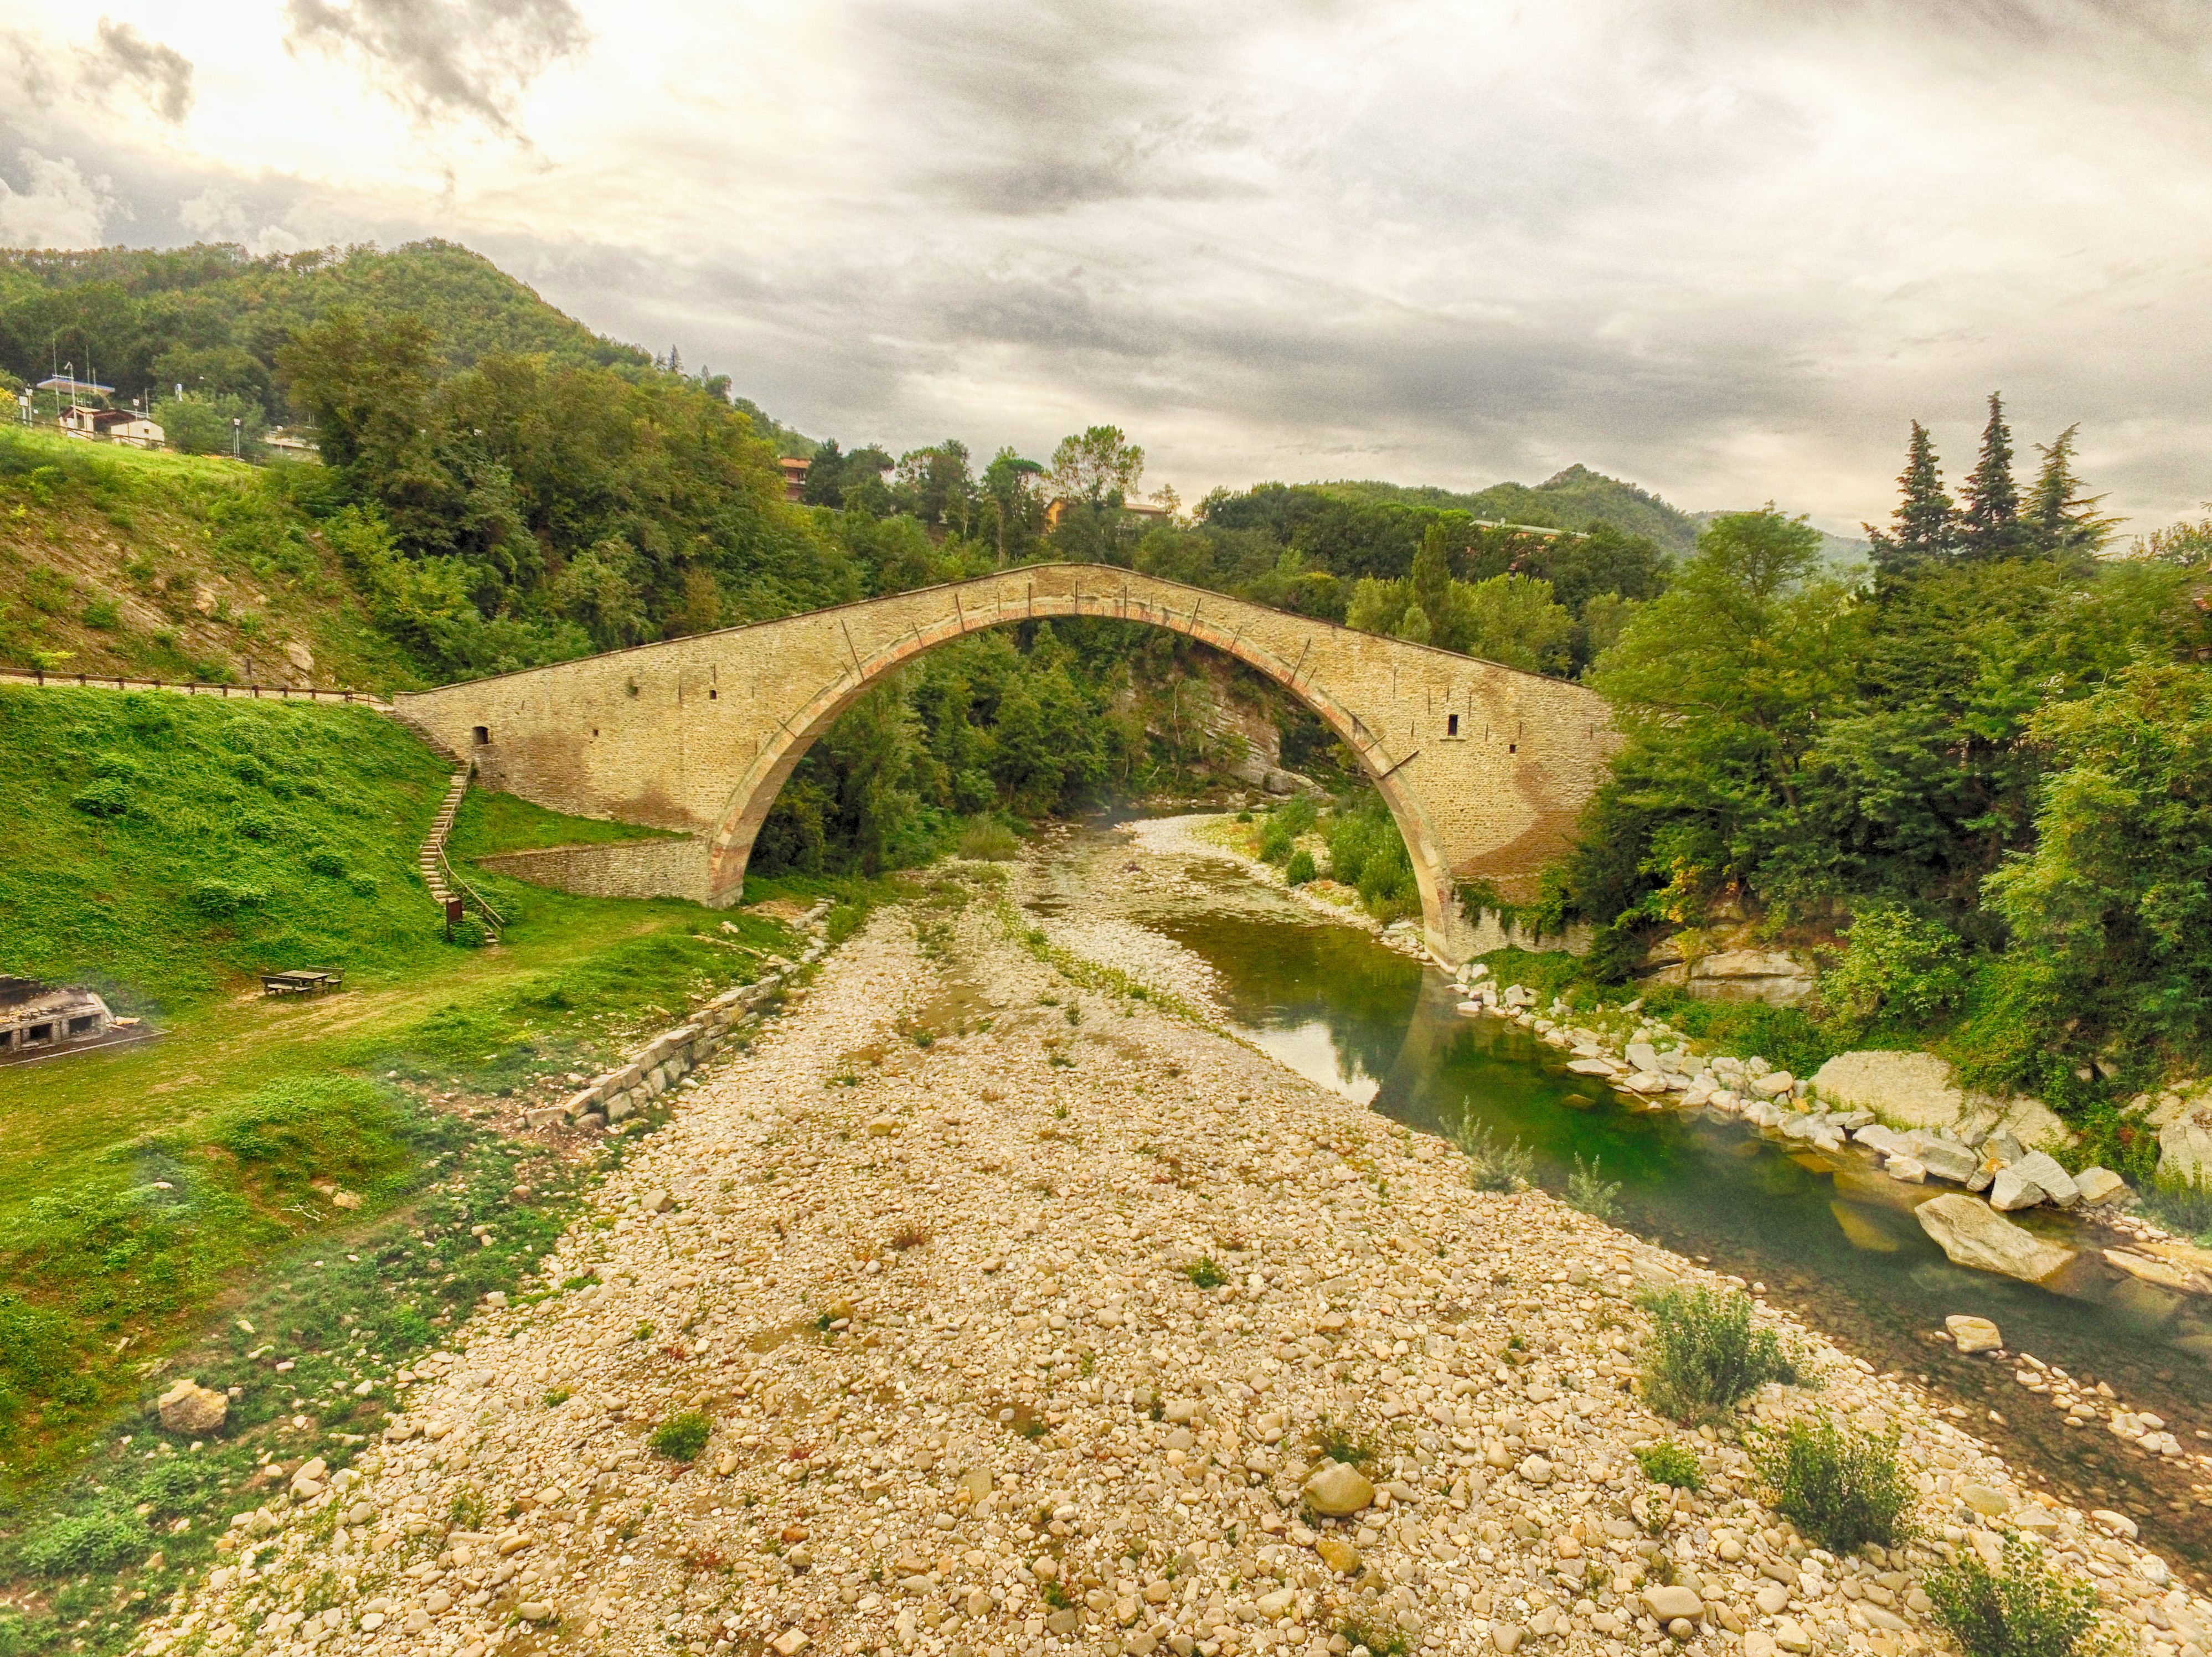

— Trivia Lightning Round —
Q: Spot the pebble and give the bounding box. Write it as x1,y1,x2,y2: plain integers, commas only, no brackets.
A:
135,827,2212,1657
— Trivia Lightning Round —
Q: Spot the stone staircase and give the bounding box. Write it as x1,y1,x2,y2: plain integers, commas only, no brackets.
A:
416,763,504,940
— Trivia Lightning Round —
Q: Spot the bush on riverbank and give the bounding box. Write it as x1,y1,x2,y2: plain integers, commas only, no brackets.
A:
1924,1532,2110,1657
1252,791,1419,922
1751,1412,1916,1554
1447,1114,1533,1191
1639,1286,1806,1422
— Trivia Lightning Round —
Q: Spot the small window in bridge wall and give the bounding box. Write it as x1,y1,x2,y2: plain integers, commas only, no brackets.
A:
472,726,491,746
1447,714,1460,737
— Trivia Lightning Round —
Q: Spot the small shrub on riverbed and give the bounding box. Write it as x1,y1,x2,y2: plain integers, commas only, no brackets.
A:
1638,1285,1804,1421
1751,1412,1915,1554
649,1411,712,1462
1447,1115,1533,1192
1924,1532,2108,1657
1633,1439,1704,1491
1285,848,1317,885
1565,1153,1622,1220
1334,1613,1409,1656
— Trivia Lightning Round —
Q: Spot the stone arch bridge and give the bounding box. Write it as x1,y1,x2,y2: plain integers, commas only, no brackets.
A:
393,565,1615,962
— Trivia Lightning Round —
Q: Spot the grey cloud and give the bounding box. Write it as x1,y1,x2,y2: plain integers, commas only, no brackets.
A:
79,19,193,123
285,0,587,133
22,0,2212,535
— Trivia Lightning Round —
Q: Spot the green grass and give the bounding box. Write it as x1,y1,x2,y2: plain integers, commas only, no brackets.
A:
1565,1153,1622,1221
1446,1112,1533,1192
0,686,453,1008
1924,1533,2112,1657
650,1411,713,1462
0,1090,604,1657
0,426,419,691
447,787,680,859
1633,1439,1704,1491
1184,1256,1228,1289
0,689,809,1478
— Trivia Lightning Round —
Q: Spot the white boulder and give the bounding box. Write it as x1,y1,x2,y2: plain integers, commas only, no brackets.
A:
1915,1194,2077,1283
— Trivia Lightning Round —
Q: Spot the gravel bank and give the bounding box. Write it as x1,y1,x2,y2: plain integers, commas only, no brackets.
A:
142,858,2210,1657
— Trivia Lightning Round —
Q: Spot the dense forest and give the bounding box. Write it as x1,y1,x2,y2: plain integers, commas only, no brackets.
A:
1503,402,2212,1141
14,241,2212,1137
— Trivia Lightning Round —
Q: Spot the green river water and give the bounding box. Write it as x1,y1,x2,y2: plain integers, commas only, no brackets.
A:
1037,820,2212,1582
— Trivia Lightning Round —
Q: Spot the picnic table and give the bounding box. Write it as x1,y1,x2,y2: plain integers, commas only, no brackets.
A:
262,968,345,997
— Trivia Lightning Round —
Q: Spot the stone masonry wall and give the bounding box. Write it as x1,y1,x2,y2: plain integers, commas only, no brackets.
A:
475,838,711,902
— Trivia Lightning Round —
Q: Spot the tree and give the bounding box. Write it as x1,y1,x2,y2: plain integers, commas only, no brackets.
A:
1050,425,1144,513
1865,420,1955,574
275,306,438,474
838,446,896,518
801,439,847,507
2023,424,2118,557
1984,662,2212,1062
894,440,974,531
1957,394,2022,560
1451,573,1575,674
1410,524,1455,648
1588,509,1863,910
1344,576,1410,637
980,447,1045,566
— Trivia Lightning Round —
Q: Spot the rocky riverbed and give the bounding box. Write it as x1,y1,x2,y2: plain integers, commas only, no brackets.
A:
140,854,2210,1657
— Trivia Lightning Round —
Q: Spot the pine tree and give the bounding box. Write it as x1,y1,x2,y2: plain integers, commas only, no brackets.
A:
1957,393,2022,559
2023,424,2118,556
1865,420,1955,575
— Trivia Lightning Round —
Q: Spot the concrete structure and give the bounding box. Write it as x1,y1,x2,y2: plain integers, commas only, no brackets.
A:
393,565,1616,960
58,406,166,448
0,977,115,1057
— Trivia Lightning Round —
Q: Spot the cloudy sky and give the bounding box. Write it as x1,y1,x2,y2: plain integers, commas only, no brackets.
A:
3,0,2209,534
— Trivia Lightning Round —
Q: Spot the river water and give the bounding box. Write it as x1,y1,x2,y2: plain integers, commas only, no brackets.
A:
1030,817,2212,1581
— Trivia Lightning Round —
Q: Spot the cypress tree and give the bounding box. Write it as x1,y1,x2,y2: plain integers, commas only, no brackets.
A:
2023,424,2118,556
1957,393,2022,559
1411,524,1455,649
1865,420,1955,575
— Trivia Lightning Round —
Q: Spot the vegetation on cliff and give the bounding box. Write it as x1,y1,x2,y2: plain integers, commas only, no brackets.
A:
1505,400,2212,1126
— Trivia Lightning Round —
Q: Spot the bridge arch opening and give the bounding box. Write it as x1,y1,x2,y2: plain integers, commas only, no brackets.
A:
702,601,1462,950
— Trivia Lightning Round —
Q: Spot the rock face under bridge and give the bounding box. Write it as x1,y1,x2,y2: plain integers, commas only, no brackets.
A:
393,565,1615,960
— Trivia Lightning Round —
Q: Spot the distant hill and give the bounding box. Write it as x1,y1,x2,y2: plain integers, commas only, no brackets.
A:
1319,465,1703,556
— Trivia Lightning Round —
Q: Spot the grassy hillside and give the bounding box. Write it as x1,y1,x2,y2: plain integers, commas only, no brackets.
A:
0,686,450,1007
0,240,651,403
0,425,415,689
1319,464,1703,554
0,686,820,1485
